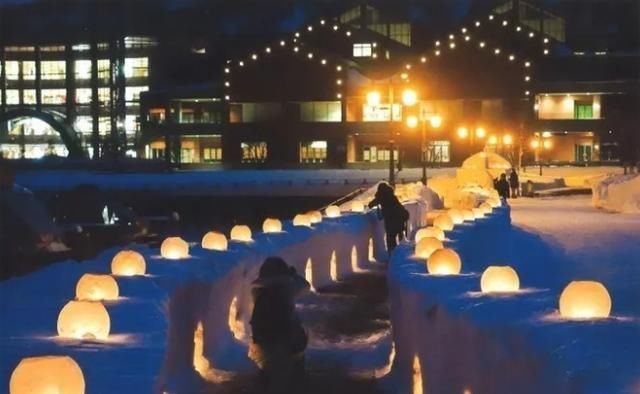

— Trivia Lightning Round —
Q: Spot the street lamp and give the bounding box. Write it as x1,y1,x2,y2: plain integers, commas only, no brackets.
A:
457,127,469,139
406,107,441,186
475,127,486,139
430,114,442,129
531,132,553,175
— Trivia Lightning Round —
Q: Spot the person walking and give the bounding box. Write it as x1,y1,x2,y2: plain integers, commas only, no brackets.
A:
495,173,511,200
509,169,520,198
249,257,310,393
368,182,409,252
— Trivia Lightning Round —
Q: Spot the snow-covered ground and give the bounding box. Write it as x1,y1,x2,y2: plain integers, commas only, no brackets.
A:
591,174,640,213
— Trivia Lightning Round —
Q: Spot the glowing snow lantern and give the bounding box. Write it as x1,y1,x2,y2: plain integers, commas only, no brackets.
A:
480,266,520,293
76,274,119,301
325,205,341,218
160,236,189,259
262,218,283,233
480,202,493,215
448,209,464,225
111,250,146,276
462,210,474,221
351,200,365,213
201,231,228,251
293,214,312,227
230,225,253,242
415,226,445,242
57,300,110,340
10,355,85,394
427,248,462,276
559,281,612,319
472,207,485,219
433,214,454,231
308,210,323,224
415,237,444,259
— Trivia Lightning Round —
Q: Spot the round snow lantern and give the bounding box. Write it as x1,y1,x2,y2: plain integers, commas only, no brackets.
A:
230,225,253,242
433,214,454,231
76,274,119,301
462,210,474,221
325,205,341,218
201,231,228,251
161,237,189,259
427,248,462,276
293,214,312,227
111,250,146,276
415,226,445,242
262,218,282,233
448,209,464,225
308,211,323,224
559,281,612,319
57,300,110,340
351,200,365,213
10,355,85,394
415,237,444,259
472,207,485,219
480,266,520,293
480,202,493,214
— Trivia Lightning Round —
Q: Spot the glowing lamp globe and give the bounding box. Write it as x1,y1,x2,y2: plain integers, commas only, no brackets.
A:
10,356,85,394
472,208,485,219
325,205,341,218
416,226,445,242
161,237,189,259
308,211,323,224
480,266,520,293
111,250,146,276
351,200,365,213
559,281,612,319
201,231,228,251
427,248,462,276
480,202,493,215
293,214,312,227
448,209,464,225
76,274,119,301
57,300,110,340
262,218,282,233
415,237,444,259
230,225,253,242
433,214,454,231
462,210,474,221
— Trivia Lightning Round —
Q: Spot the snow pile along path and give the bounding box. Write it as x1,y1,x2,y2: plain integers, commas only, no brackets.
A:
591,173,640,213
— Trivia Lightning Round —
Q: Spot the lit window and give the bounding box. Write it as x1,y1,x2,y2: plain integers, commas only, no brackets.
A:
125,115,138,134
75,60,92,80
97,59,110,80
148,108,166,124
22,61,37,80
353,43,373,57
6,90,20,105
300,141,328,163
5,61,20,80
125,86,148,104
300,102,341,122
40,45,65,52
124,57,148,78
23,90,37,105
76,88,92,104
241,142,268,163
427,140,451,163
74,116,93,134
41,89,66,104
362,103,402,122
389,23,411,46
203,147,222,162
98,117,110,135
72,44,91,52
124,36,158,49
5,46,35,52
574,102,593,119
40,61,66,80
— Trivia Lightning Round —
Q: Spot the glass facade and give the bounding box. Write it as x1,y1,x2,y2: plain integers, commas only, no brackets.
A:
300,101,341,122
300,141,327,163
40,61,66,80
241,142,268,163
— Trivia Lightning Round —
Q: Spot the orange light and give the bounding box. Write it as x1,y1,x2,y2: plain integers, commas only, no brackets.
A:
530,140,540,149
488,135,498,145
475,127,486,138
402,89,418,106
457,127,468,138
367,91,381,106
430,115,442,128
406,116,419,129
543,139,552,149
503,134,513,145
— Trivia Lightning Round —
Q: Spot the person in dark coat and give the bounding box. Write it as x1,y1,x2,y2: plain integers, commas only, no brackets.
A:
249,257,309,393
509,169,520,198
495,173,510,200
368,182,409,252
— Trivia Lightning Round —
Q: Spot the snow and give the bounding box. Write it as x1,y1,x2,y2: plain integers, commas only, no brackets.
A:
461,151,512,178
592,174,640,213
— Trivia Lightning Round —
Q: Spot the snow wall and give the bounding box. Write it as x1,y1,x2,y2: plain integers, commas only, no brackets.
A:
591,174,640,213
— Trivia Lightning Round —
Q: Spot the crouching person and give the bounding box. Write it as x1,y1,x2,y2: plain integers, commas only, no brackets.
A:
249,257,310,393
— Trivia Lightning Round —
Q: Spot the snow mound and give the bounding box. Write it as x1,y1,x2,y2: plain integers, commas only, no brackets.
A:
592,174,640,213
461,152,512,178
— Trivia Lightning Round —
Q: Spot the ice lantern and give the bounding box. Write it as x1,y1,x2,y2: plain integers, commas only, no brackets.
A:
415,237,444,259
415,226,445,243
480,266,520,293
325,205,341,218
293,214,312,227
427,248,462,276
111,250,146,276
161,237,189,259
559,281,612,319
10,355,85,394
201,231,228,251
230,225,253,242
57,300,111,340
447,209,464,225
308,211,323,224
262,218,283,233
351,200,365,212
76,274,119,301
433,214,454,231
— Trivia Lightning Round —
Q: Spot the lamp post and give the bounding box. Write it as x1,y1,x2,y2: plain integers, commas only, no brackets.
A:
406,111,440,186
531,132,553,175
457,126,486,151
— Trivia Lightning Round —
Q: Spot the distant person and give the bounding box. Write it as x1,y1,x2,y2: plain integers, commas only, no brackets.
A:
495,173,511,200
250,257,309,393
509,169,520,198
368,182,409,252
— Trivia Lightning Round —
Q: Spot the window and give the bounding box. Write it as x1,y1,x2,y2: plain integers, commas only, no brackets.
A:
98,117,110,135
76,88,92,104
300,101,341,122
41,89,66,104
427,140,450,163
575,144,593,162
22,61,36,80
75,60,92,79
6,90,19,105
241,142,268,163
362,104,402,121
40,61,66,80
40,45,65,52
300,141,327,163
74,116,93,134
339,6,361,24
389,23,411,46
124,57,148,78
125,115,138,134
148,108,166,124
5,62,20,80
125,86,148,104
97,59,110,80
574,102,593,119
72,44,91,52
124,36,158,49
4,46,35,52
353,43,373,57
203,147,222,162
23,90,37,105
241,103,281,122
181,148,195,163
97,87,111,106
362,146,398,162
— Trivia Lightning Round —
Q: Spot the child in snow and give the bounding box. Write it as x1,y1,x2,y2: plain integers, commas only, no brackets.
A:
368,182,409,252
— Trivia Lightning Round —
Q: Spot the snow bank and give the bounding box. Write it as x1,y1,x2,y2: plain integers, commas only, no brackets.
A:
592,174,640,213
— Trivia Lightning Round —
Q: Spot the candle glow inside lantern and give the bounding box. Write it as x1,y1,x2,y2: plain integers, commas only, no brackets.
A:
462,210,474,221
161,237,189,259
293,214,312,227
480,266,520,293
262,218,283,233
415,237,444,259
308,211,323,224
57,300,110,340
111,250,146,276
433,214,454,231
351,200,365,212
10,355,85,394
201,231,228,251
447,209,465,225
472,207,485,219
325,205,341,218
230,225,253,242
76,274,119,301
559,281,612,319
427,248,462,276
415,226,445,242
